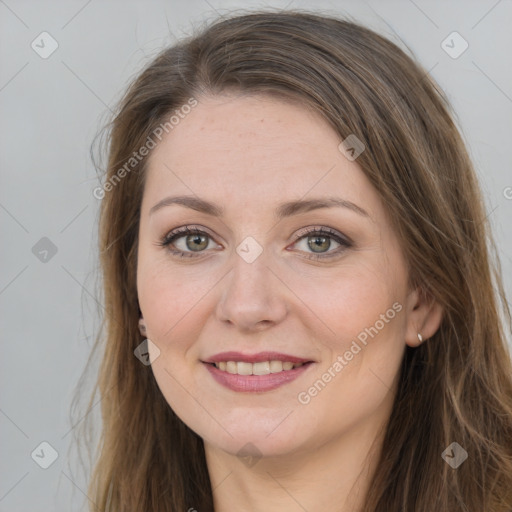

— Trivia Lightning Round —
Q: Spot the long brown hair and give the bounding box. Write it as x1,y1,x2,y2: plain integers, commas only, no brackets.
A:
74,9,512,511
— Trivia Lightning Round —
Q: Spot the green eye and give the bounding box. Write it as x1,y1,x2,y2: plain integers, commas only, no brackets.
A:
159,226,215,258
290,227,351,260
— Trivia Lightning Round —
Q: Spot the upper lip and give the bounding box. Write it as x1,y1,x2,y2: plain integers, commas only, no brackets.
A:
203,351,313,364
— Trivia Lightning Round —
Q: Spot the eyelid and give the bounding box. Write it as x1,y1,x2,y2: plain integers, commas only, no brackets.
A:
291,225,353,246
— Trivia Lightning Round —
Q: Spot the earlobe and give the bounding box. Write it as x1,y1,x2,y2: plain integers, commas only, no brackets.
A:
405,287,443,347
138,317,147,336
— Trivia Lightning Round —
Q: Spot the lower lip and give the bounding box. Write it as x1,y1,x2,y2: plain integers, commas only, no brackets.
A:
203,362,313,392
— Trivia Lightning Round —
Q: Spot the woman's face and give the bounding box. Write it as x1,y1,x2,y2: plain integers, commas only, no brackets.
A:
137,94,423,460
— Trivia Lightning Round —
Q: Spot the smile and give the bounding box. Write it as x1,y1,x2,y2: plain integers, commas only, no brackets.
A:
202,351,315,392
212,360,306,375
203,360,314,392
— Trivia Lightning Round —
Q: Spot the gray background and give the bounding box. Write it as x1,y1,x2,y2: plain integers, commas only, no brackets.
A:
1,0,511,510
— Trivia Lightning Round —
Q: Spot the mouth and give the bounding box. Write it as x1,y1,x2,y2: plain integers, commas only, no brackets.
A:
201,352,315,392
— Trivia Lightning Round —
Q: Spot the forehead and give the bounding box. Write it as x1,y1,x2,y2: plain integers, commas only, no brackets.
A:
141,94,381,221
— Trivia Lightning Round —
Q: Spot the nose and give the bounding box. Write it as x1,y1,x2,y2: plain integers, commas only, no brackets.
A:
215,251,288,332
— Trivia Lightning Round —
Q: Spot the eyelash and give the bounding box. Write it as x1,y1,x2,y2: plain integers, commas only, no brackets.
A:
157,224,352,261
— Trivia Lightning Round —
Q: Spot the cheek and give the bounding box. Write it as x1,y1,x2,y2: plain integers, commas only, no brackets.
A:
288,260,401,340
289,261,407,401
295,275,405,435
136,257,218,350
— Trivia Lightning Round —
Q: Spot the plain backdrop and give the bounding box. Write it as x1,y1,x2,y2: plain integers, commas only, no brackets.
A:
1,0,511,510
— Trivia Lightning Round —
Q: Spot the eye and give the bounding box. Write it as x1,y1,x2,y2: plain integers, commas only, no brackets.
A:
157,225,352,260
289,226,352,260
157,225,219,258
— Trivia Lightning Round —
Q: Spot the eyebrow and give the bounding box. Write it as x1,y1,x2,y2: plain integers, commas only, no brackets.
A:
149,195,370,220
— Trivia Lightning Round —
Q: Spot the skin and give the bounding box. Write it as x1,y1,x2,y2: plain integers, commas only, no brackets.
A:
136,94,443,512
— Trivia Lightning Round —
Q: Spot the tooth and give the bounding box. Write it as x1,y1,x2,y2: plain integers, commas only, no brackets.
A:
253,361,271,375
237,362,253,375
269,361,283,373
226,361,238,374
215,360,302,374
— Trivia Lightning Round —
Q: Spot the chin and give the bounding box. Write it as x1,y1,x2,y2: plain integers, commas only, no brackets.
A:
197,413,313,459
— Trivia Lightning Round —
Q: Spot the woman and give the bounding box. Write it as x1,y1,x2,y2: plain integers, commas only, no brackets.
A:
80,10,512,512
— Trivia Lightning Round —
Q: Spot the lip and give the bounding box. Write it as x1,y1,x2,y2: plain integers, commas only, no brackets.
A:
203,351,312,364
203,360,315,392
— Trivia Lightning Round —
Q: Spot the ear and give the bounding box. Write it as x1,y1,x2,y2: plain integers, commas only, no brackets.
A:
404,286,443,347
138,316,147,337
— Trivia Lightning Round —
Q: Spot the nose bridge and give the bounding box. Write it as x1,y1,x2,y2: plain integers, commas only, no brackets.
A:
216,239,288,329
